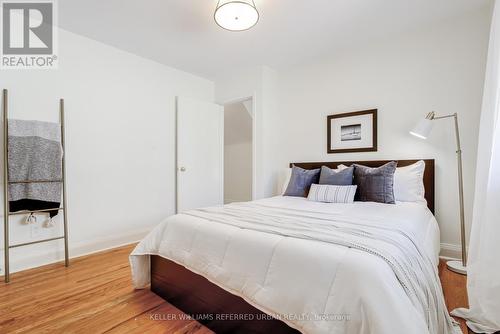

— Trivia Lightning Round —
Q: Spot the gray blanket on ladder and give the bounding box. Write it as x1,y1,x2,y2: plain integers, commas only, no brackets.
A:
8,119,63,217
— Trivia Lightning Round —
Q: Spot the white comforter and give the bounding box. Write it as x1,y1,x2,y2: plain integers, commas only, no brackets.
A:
130,196,457,334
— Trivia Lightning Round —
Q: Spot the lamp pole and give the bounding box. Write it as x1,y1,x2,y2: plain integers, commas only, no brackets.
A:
429,112,467,274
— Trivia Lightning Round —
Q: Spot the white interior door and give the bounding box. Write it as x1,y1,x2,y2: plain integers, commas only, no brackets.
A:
176,97,224,212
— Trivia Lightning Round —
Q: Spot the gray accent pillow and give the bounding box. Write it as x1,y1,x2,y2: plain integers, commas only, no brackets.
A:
353,161,397,204
319,166,354,185
283,165,320,197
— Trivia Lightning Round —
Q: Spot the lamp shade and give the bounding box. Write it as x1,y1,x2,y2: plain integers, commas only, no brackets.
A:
214,0,259,31
410,118,434,139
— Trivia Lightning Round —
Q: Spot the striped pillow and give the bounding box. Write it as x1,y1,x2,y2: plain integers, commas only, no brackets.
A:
307,184,357,203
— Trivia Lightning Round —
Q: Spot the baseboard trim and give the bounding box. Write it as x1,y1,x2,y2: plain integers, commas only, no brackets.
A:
2,226,154,274
440,242,463,260
224,197,251,204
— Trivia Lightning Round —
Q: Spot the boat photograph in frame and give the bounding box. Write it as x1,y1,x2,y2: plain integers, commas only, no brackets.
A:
327,109,378,153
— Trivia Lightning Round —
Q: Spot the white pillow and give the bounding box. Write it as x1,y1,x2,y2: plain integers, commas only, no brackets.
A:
393,160,426,203
280,168,292,194
307,184,357,203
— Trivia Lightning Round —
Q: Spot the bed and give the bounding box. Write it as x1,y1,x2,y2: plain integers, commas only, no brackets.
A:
130,159,460,334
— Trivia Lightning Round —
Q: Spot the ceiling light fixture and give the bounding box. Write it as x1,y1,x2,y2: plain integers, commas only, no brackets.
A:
214,0,259,31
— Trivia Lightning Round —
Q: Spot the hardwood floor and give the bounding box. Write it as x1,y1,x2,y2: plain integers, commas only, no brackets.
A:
0,244,212,334
439,260,469,334
0,244,469,334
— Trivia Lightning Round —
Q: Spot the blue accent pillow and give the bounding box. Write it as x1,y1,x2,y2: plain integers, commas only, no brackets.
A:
353,161,397,204
319,166,354,185
283,165,320,197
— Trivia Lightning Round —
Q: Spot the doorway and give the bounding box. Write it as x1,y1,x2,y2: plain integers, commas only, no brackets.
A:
223,98,253,204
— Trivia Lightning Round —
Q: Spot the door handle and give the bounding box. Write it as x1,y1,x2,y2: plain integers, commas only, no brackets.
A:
178,166,186,172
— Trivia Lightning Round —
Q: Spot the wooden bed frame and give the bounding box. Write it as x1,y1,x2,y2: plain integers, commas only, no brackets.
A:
151,159,435,333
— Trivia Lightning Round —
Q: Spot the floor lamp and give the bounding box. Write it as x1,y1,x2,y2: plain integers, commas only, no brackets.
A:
410,111,467,275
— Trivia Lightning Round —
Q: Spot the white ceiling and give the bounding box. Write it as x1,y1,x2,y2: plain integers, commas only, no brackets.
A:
59,0,492,79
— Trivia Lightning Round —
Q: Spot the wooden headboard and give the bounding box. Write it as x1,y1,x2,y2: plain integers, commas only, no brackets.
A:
290,159,435,213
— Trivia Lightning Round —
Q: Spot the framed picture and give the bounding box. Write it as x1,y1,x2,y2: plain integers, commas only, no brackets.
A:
327,109,377,153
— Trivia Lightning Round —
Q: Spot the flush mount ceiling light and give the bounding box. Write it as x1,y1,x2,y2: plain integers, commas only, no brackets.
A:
214,0,259,31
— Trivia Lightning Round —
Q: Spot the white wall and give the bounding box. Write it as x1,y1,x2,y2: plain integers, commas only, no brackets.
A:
265,7,491,257
0,29,214,273
224,101,252,203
